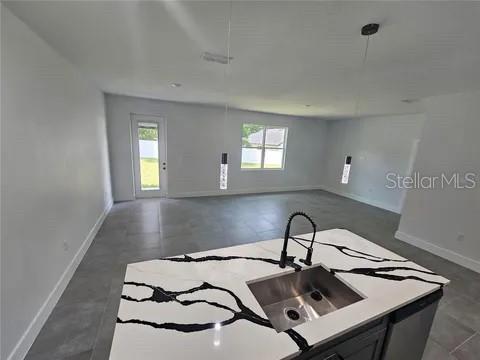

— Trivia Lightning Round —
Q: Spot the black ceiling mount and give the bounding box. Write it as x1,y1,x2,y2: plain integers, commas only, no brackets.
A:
361,23,380,36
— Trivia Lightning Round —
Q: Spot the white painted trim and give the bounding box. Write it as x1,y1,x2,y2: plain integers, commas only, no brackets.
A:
319,186,401,214
6,200,113,360
168,185,325,198
398,138,420,212
395,230,480,274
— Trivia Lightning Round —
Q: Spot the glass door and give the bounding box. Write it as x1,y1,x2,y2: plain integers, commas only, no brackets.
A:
131,114,167,198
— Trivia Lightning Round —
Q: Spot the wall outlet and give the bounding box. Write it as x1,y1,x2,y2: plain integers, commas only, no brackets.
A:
63,240,69,251
456,233,465,242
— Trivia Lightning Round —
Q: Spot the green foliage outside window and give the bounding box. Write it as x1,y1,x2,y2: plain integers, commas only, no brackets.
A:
138,127,158,141
242,124,264,146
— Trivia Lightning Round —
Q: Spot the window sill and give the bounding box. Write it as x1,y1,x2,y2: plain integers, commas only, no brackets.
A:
240,168,285,171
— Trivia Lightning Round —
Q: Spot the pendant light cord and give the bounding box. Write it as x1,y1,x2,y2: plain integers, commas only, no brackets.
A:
223,0,233,150
354,35,370,117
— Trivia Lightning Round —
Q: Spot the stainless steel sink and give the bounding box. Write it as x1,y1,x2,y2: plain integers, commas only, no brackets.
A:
247,264,364,332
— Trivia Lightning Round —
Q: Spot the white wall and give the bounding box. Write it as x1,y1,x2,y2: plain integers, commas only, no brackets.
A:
105,94,328,201
396,91,480,272
1,6,112,360
323,114,425,213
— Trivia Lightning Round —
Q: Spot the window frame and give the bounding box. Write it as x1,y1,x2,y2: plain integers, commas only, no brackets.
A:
241,124,288,171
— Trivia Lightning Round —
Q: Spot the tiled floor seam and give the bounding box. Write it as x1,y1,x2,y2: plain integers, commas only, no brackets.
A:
449,332,478,355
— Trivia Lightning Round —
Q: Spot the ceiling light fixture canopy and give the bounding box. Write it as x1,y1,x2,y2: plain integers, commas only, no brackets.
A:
361,23,379,36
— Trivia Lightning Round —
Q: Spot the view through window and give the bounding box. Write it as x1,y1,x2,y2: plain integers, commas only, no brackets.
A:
138,122,160,190
241,124,287,169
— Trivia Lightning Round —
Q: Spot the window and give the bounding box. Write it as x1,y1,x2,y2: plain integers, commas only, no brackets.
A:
241,124,288,169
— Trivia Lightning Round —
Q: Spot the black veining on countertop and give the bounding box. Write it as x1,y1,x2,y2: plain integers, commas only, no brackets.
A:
117,281,312,352
329,266,444,286
157,237,410,269
157,249,441,286
161,253,282,266
117,244,445,355
293,237,409,263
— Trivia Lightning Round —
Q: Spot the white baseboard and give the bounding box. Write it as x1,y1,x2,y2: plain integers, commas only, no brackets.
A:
7,199,113,360
319,186,401,214
168,185,325,198
395,230,480,273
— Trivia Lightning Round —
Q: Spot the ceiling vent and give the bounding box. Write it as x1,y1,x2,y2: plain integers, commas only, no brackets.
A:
202,52,233,65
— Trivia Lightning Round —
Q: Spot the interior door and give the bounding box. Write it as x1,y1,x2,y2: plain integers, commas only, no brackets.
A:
131,114,167,198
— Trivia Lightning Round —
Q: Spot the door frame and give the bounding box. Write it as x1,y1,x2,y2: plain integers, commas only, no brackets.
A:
130,113,168,198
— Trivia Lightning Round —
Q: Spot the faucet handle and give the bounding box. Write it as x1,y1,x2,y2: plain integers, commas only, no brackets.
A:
300,248,313,266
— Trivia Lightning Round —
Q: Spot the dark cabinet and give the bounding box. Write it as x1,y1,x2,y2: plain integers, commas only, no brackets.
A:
381,289,442,360
293,290,443,360
309,328,386,360
293,317,388,360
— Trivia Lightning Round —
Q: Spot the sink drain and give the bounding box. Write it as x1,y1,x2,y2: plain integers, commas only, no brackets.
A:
310,290,323,302
286,309,300,321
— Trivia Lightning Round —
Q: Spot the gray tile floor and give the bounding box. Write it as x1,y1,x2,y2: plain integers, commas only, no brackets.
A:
25,190,480,360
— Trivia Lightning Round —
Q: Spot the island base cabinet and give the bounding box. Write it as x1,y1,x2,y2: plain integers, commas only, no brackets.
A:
381,289,442,360
308,328,386,360
294,317,388,360
296,290,443,360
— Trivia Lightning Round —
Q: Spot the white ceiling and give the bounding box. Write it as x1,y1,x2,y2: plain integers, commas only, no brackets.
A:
5,0,480,118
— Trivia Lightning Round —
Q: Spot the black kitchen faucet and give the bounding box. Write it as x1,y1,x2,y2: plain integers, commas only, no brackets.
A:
279,212,317,270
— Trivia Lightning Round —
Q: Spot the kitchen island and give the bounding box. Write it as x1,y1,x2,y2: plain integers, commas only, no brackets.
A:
109,229,449,360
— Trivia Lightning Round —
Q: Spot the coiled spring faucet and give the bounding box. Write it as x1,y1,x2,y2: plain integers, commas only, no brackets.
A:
279,212,317,270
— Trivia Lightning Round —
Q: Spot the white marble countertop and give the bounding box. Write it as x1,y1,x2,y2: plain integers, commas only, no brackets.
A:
109,229,449,360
